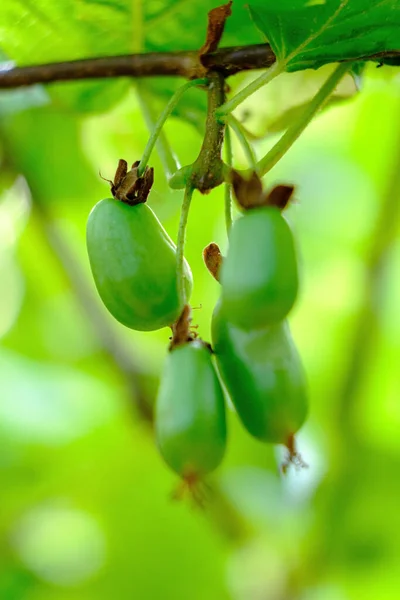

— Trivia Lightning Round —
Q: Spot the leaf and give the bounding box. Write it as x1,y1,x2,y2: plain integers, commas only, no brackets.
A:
0,0,260,116
248,0,400,71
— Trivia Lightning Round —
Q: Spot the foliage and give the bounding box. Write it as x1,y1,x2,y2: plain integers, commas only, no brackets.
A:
1,1,400,599
250,0,400,70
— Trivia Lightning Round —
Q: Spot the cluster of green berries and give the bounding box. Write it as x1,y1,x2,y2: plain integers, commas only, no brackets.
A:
86,161,308,488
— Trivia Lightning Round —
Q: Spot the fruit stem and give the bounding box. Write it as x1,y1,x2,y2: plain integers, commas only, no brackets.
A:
223,125,233,235
257,62,351,176
215,60,285,120
137,78,208,177
227,114,257,171
136,84,180,179
176,183,194,304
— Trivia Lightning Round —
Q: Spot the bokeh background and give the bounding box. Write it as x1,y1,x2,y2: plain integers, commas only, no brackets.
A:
1,4,400,599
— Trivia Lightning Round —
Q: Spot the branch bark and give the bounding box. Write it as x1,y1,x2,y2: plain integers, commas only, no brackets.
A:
0,44,275,88
0,44,399,90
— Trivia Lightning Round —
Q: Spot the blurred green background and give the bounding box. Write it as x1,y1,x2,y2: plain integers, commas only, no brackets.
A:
1,5,400,598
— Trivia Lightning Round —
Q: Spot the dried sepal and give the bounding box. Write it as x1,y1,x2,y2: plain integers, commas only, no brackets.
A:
170,304,195,349
266,184,295,210
110,159,154,205
231,169,296,211
231,169,264,209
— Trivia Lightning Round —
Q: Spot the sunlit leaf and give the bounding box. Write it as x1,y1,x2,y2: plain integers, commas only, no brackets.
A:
249,0,400,71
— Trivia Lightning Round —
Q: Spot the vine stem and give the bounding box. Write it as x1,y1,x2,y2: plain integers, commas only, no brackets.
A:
257,62,350,176
176,184,194,303
227,114,257,171
190,70,226,193
137,78,208,177
224,126,233,235
215,60,285,120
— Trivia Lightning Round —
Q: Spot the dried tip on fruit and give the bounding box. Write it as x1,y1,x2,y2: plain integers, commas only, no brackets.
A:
266,184,295,211
281,434,308,475
203,242,223,282
170,474,212,509
169,304,196,349
231,170,296,211
110,158,154,205
231,169,265,209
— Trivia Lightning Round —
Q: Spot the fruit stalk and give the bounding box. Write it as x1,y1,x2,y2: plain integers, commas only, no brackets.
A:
226,114,257,171
136,84,181,180
223,126,233,234
137,78,208,177
176,184,194,306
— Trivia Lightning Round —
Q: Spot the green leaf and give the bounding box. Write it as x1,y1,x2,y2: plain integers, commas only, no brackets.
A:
0,1,260,116
248,0,400,71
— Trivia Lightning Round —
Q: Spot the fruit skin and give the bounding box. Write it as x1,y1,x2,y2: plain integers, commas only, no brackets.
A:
220,206,298,329
156,340,227,478
212,301,307,444
86,198,192,331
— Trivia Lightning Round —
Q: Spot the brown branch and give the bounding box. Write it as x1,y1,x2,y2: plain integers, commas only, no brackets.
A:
0,44,276,88
0,44,399,90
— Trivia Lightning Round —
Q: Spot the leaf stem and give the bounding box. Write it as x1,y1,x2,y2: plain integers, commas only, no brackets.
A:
137,78,208,177
257,62,350,176
224,126,233,235
176,184,194,304
215,60,284,120
227,114,257,171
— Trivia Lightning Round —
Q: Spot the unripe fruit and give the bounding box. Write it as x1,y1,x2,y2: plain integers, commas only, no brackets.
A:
220,207,298,329
156,340,227,479
86,199,192,331
212,301,307,445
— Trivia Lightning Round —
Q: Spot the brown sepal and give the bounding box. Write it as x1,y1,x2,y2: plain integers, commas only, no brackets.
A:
171,476,212,509
231,169,265,209
281,434,308,475
231,169,296,211
266,184,295,210
108,158,154,205
203,242,223,282
169,304,195,350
